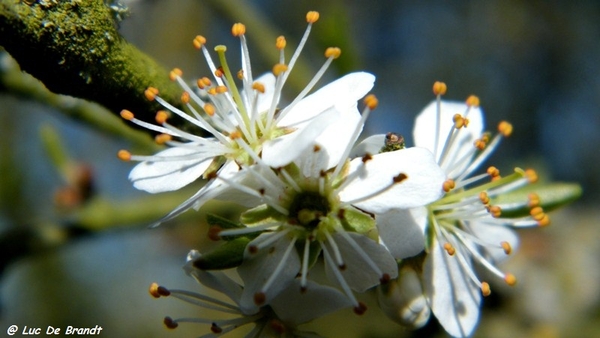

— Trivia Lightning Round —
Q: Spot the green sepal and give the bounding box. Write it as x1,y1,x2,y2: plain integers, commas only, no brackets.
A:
492,182,582,218
241,204,286,226
206,213,251,241
202,156,227,179
192,237,251,270
340,206,377,238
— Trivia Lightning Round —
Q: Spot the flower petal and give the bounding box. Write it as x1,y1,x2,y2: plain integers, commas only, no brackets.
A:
424,237,481,337
262,106,340,167
413,100,484,177
323,232,398,292
270,279,353,326
237,233,301,314
350,134,385,158
377,207,427,259
129,146,217,193
277,72,375,127
339,147,446,213
467,221,519,264
252,73,277,114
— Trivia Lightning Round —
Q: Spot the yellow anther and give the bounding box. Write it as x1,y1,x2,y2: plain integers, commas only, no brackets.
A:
204,103,216,116
149,282,161,298
229,130,242,139
432,81,447,96
324,47,342,59
144,87,158,101
364,94,379,110
443,242,456,256
525,169,538,183
276,35,286,50
479,191,490,205
443,179,455,192
214,67,224,78
474,139,486,150
488,205,502,218
237,69,244,80
117,150,131,161
181,91,190,104
197,77,211,89
504,273,517,286
537,214,551,227
272,63,288,76
453,114,465,129
530,206,544,217
498,121,513,137
252,82,265,93
120,109,134,121
231,23,246,36
481,282,491,296
501,241,512,255
169,68,182,81
193,35,207,49
487,166,500,178
466,95,480,107
207,87,217,95
215,85,228,94
528,193,541,208
155,110,169,124
306,11,320,23
155,133,172,145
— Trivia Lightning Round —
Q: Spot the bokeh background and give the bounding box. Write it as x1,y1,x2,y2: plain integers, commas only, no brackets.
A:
0,0,598,337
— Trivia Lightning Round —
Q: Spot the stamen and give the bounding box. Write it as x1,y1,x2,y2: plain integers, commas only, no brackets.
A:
149,282,171,298
487,166,500,179
324,231,346,269
145,87,159,101
193,35,207,50
342,172,408,205
501,241,512,255
324,47,341,59
197,77,211,89
300,238,311,289
466,95,480,107
354,302,368,316
443,242,456,256
504,273,517,286
481,282,491,296
169,68,183,81
443,179,456,192
487,205,502,218
479,191,490,205
432,81,447,158
528,193,541,208
525,169,538,183
272,63,288,77
432,81,447,96
498,121,513,137
117,150,131,161
154,133,172,145
306,11,320,23
231,23,246,36
164,317,178,329
258,236,299,301
320,242,360,308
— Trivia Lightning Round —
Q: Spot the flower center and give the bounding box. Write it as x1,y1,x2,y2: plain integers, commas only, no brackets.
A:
288,190,331,229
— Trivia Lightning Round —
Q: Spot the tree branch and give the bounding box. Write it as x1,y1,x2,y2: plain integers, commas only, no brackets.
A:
0,0,184,126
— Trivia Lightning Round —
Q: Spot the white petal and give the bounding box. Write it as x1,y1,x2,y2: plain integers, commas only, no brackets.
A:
350,134,385,158
262,107,340,167
129,146,216,193
294,143,331,179
252,73,277,114
323,232,398,292
377,265,431,329
277,72,375,126
339,147,446,213
376,207,427,259
467,221,519,264
424,238,481,337
413,100,484,176
270,280,352,326
237,233,301,314
314,102,362,168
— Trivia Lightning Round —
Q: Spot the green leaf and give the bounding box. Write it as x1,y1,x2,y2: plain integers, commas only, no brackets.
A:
492,182,582,218
192,237,251,270
240,204,286,226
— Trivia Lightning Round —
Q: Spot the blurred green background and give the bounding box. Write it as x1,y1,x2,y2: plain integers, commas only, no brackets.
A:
0,0,597,337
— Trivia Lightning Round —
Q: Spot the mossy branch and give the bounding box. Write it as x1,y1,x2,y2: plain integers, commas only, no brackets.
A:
0,0,183,126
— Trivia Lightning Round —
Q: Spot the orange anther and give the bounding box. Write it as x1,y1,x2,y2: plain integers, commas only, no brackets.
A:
432,81,447,95
487,166,500,178
229,130,242,139
231,23,246,36
488,205,502,218
169,68,182,81
306,11,320,23
237,69,244,80
181,91,190,104
149,282,161,298
501,241,512,255
364,94,378,110
443,179,455,192
214,67,224,78
498,121,513,137
525,169,538,183
193,35,207,49
144,87,159,101
276,35,286,50
537,214,551,227
155,110,169,124
443,242,455,256
272,63,288,76
530,206,544,217
453,114,465,128
479,191,490,205
252,82,265,93
324,47,342,59
117,150,131,161
504,273,517,286
197,77,211,89
155,133,172,145
204,103,216,116
528,193,541,208
481,282,491,296
120,109,134,121
215,85,228,94
474,139,486,150
466,95,480,107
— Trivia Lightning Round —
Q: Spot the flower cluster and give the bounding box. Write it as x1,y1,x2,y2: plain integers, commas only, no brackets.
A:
119,12,575,338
